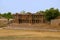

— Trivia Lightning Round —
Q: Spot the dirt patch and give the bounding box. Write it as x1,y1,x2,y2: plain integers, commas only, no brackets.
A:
0,29,60,37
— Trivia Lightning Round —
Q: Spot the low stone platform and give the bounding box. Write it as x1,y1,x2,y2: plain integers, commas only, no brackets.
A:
3,23,60,32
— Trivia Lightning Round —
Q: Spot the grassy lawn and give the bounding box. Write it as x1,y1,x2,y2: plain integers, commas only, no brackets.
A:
0,29,60,40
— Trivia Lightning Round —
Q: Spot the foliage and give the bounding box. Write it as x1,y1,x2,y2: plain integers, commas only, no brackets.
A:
44,8,60,21
20,10,26,14
36,11,45,15
2,12,13,20
26,12,32,14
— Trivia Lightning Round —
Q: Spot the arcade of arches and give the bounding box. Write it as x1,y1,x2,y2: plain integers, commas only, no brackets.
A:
14,13,44,24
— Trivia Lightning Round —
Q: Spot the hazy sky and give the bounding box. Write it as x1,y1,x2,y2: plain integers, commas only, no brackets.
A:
0,0,60,13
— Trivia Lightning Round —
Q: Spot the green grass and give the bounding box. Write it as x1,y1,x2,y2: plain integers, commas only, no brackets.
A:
0,36,60,40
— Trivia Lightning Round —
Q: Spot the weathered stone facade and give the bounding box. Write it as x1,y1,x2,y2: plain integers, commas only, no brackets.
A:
13,13,44,24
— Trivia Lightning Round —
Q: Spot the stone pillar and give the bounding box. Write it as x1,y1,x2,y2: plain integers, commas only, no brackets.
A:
14,13,19,24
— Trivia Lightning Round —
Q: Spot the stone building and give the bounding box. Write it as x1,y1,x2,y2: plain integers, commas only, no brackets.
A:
13,13,44,24
51,16,60,26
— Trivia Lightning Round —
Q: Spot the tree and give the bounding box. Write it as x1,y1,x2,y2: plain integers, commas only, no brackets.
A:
44,8,60,21
36,11,45,15
20,10,26,14
26,12,32,14
0,13,2,18
6,12,13,20
2,12,13,24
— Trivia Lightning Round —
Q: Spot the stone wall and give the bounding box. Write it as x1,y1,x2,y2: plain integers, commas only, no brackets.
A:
51,19,60,27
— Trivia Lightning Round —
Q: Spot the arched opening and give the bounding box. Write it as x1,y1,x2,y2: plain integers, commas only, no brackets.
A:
18,19,21,23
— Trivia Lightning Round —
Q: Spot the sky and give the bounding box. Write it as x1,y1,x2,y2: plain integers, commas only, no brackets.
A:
0,0,60,13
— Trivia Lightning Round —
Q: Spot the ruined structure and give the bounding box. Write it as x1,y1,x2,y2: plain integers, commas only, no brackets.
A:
13,13,44,24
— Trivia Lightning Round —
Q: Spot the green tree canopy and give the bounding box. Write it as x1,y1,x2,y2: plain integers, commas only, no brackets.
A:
2,12,13,20
44,8,60,21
